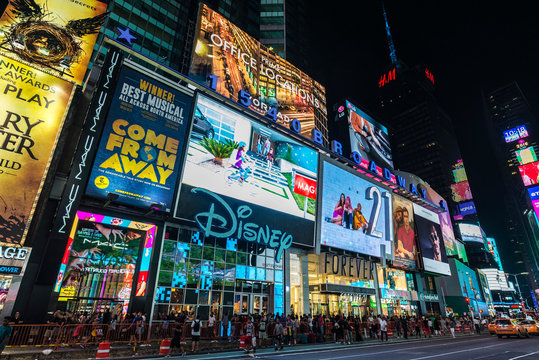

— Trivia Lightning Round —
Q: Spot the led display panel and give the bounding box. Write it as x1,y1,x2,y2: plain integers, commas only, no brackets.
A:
176,94,318,253
503,125,528,143
413,203,450,275
0,0,107,85
458,201,477,216
0,54,75,246
346,101,393,169
85,66,193,211
450,181,473,202
189,4,327,141
392,195,418,270
519,161,539,186
452,167,468,183
458,223,484,243
439,211,458,257
516,147,537,165
319,159,392,257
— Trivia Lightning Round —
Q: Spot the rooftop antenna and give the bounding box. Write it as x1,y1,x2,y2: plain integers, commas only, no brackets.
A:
382,2,400,69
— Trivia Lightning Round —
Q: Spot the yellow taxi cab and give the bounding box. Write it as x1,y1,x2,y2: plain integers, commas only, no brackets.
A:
488,321,498,335
518,319,539,336
495,319,527,338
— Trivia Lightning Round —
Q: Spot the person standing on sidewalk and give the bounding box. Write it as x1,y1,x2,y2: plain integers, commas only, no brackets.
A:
191,315,201,353
274,319,284,351
401,317,408,339
379,316,388,342
170,319,185,356
449,318,456,338
208,312,216,342
395,316,402,338
473,317,481,335
0,318,12,355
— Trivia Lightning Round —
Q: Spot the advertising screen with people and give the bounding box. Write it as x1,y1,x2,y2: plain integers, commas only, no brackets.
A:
392,195,418,270
519,161,539,186
319,159,392,257
413,204,450,275
177,95,318,249
345,101,393,169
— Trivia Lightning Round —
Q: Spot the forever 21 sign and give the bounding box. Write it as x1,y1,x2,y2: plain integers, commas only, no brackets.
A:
319,252,373,280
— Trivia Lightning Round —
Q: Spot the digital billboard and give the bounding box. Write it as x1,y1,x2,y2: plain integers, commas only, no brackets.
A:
345,100,393,169
455,239,468,263
454,260,483,303
458,201,477,216
54,211,157,302
0,54,75,246
0,0,107,85
450,181,473,202
319,159,392,257
439,211,458,257
486,237,503,271
176,94,318,254
86,66,193,211
516,146,537,165
452,167,468,183
413,203,450,275
392,195,417,270
519,161,539,186
458,223,484,243
503,125,528,143
189,4,327,141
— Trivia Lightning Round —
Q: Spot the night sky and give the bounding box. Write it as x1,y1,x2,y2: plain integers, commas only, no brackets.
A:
304,1,539,245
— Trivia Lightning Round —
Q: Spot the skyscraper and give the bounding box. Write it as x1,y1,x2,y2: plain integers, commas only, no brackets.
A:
484,82,539,306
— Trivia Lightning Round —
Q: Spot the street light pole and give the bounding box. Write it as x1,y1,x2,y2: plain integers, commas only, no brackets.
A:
507,273,528,310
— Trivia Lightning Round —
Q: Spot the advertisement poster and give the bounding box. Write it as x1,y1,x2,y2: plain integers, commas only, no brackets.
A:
413,203,450,275
0,0,107,85
346,101,393,169
515,146,537,165
86,66,193,211
180,95,317,222
439,210,457,257
519,161,539,186
0,54,74,245
503,125,528,143
455,240,468,263
452,162,468,183
450,180,473,202
319,160,392,257
55,211,156,302
455,260,483,303
458,223,484,243
189,4,328,141
458,201,476,216
392,195,417,270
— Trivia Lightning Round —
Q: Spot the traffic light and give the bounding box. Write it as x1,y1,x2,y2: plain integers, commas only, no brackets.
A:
465,297,470,304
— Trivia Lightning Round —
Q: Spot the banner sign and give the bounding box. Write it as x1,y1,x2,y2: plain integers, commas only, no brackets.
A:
51,48,123,235
0,54,74,245
86,66,193,211
0,246,31,275
293,173,317,200
0,0,108,85
189,4,328,141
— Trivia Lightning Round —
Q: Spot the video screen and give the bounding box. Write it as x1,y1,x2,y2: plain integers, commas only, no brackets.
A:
504,125,528,143
452,167,468,183
439,211,457,257
458,201,477,216
458,223,484,243
413,204,450,275
346,101,393,169
450,181,473,202
392,195,417,270
319,160,392,257
516,147,538,166
519,161,539,186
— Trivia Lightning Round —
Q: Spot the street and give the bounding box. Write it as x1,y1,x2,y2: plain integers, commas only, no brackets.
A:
167,335,539,360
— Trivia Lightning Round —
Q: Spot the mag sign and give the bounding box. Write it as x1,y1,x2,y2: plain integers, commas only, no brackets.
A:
0,54,74,245
86,66,192,211
0,0,108,85
189,4,327,141
319,159,392,258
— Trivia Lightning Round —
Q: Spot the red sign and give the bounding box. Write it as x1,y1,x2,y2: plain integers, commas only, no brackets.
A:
294,174,317,200
425,69,434,84
379,68,396,87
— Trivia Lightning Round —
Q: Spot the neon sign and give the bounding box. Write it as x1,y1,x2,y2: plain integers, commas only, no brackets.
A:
379,68,396,87
425,69,434,84
504,125,528,143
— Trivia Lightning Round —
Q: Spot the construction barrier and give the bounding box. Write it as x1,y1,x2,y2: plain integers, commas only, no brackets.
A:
239,335,247,349
159,339,171,355
387,328,393,338
96,341,110,359
464,325,471,333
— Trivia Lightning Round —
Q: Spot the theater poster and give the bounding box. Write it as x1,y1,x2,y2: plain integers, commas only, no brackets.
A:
0,0,108,85
0,54,75,245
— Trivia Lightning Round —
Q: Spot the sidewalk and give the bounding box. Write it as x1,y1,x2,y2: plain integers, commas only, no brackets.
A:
1,332,484,360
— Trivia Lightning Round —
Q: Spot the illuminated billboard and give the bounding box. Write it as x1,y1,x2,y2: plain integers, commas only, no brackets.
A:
0,0,107,85
319,159,392,257
176,94,318,253
503,125,528,143
189,4,327,141
458,223,484,243
450,181,473,202
413,203,450,275
439,211,458,257
518,161,539,186
458,201,477,216
486,237,503,271
392,195,417,270
0,54,75,246
86,66,193,211
452,162,468,183
345,101,393,169
515,146,537,165
455,240,468,263
54,211,156,302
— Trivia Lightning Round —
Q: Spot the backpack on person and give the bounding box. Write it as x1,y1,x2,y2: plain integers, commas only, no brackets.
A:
193,320,200,332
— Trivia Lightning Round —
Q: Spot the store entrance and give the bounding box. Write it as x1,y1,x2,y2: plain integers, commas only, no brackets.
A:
64,298,126,316
234,294,268,315
311,292,375,318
